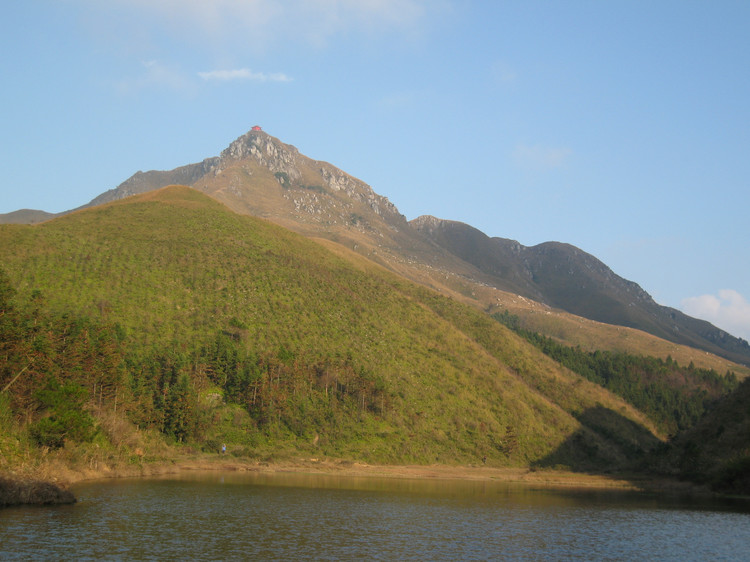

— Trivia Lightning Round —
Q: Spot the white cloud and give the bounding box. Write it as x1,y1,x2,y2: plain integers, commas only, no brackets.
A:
198,68,292,82
512,143,572,170
681,289,750,342
80,0,446,93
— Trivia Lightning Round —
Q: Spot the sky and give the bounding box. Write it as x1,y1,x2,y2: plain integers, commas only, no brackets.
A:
1,1,749,341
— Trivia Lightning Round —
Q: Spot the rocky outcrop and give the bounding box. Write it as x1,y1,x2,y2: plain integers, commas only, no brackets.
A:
221,130,303,182
319,165,400,220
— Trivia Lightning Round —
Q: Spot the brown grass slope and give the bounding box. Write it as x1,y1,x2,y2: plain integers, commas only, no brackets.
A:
0,209,59,224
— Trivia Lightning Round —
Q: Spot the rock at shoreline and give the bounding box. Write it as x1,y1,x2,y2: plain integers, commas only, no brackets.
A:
0,476,76,508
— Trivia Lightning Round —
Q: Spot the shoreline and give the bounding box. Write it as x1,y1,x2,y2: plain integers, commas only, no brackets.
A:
62,456,709,496
3,455,720,506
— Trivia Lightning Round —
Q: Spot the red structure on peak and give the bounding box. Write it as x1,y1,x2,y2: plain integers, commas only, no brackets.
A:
251,125,262,131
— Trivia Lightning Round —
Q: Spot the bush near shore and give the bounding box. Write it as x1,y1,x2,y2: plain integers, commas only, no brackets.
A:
0,476,76,508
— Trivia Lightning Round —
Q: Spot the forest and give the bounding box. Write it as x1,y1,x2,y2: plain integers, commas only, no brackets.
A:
492,309,738,435
1,267,389,458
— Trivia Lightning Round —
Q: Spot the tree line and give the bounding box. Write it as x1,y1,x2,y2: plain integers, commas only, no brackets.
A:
492,309,738,434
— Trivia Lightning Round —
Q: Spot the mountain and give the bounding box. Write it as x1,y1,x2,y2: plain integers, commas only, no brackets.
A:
3,127,748,366
0,209,58,224
84,157,221,209
0,186,664,468
411,216,750,366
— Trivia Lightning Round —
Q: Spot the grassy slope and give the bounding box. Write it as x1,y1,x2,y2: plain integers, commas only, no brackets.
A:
1,186,661,469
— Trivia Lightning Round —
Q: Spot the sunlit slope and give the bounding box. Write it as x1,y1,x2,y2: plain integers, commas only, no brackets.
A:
0,186,661,466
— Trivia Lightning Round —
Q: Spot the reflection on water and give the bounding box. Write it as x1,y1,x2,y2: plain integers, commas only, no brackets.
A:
2,471,749,560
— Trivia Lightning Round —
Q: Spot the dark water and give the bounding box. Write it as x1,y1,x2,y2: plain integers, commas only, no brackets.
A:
2,472,750,560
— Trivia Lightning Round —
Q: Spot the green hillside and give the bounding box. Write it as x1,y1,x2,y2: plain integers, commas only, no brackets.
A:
651,376,750,494
1,186,665,473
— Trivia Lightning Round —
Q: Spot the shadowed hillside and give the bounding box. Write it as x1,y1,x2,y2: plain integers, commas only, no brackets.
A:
653,377,750,494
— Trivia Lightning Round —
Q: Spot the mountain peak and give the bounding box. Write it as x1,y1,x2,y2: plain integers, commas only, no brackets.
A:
221,128,297,162
411,215,447,230
219,128,306,183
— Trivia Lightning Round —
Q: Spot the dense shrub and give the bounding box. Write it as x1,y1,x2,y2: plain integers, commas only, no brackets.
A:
30,378,95,448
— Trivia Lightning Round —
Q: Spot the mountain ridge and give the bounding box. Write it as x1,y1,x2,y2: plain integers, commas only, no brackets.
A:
3,127,747,365
411,215,750,366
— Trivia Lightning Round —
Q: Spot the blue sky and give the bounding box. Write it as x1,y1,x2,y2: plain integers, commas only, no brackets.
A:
2,1,749,341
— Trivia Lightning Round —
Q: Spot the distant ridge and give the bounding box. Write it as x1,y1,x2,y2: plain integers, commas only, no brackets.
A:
0,209,58,224
83,158,220,209
411,216,750,366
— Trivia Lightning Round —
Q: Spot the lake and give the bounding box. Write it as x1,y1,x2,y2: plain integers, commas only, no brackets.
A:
2,471,750,560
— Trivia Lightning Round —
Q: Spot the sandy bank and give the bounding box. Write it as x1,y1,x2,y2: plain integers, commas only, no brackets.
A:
47,455,704,496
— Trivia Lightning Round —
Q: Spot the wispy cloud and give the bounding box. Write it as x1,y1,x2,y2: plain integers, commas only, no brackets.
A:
512,143,572,170
681,289,750,342
198,68,292,82
116,59,193,95
82,0,447,94
98,0,443,50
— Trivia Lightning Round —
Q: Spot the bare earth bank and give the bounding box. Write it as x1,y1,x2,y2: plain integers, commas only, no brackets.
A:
1,456,712,507
60,456,709,495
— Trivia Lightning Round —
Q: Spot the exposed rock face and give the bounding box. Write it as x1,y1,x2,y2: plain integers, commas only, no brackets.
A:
318,165,399,219
221,130,303,181
208,129,404,227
